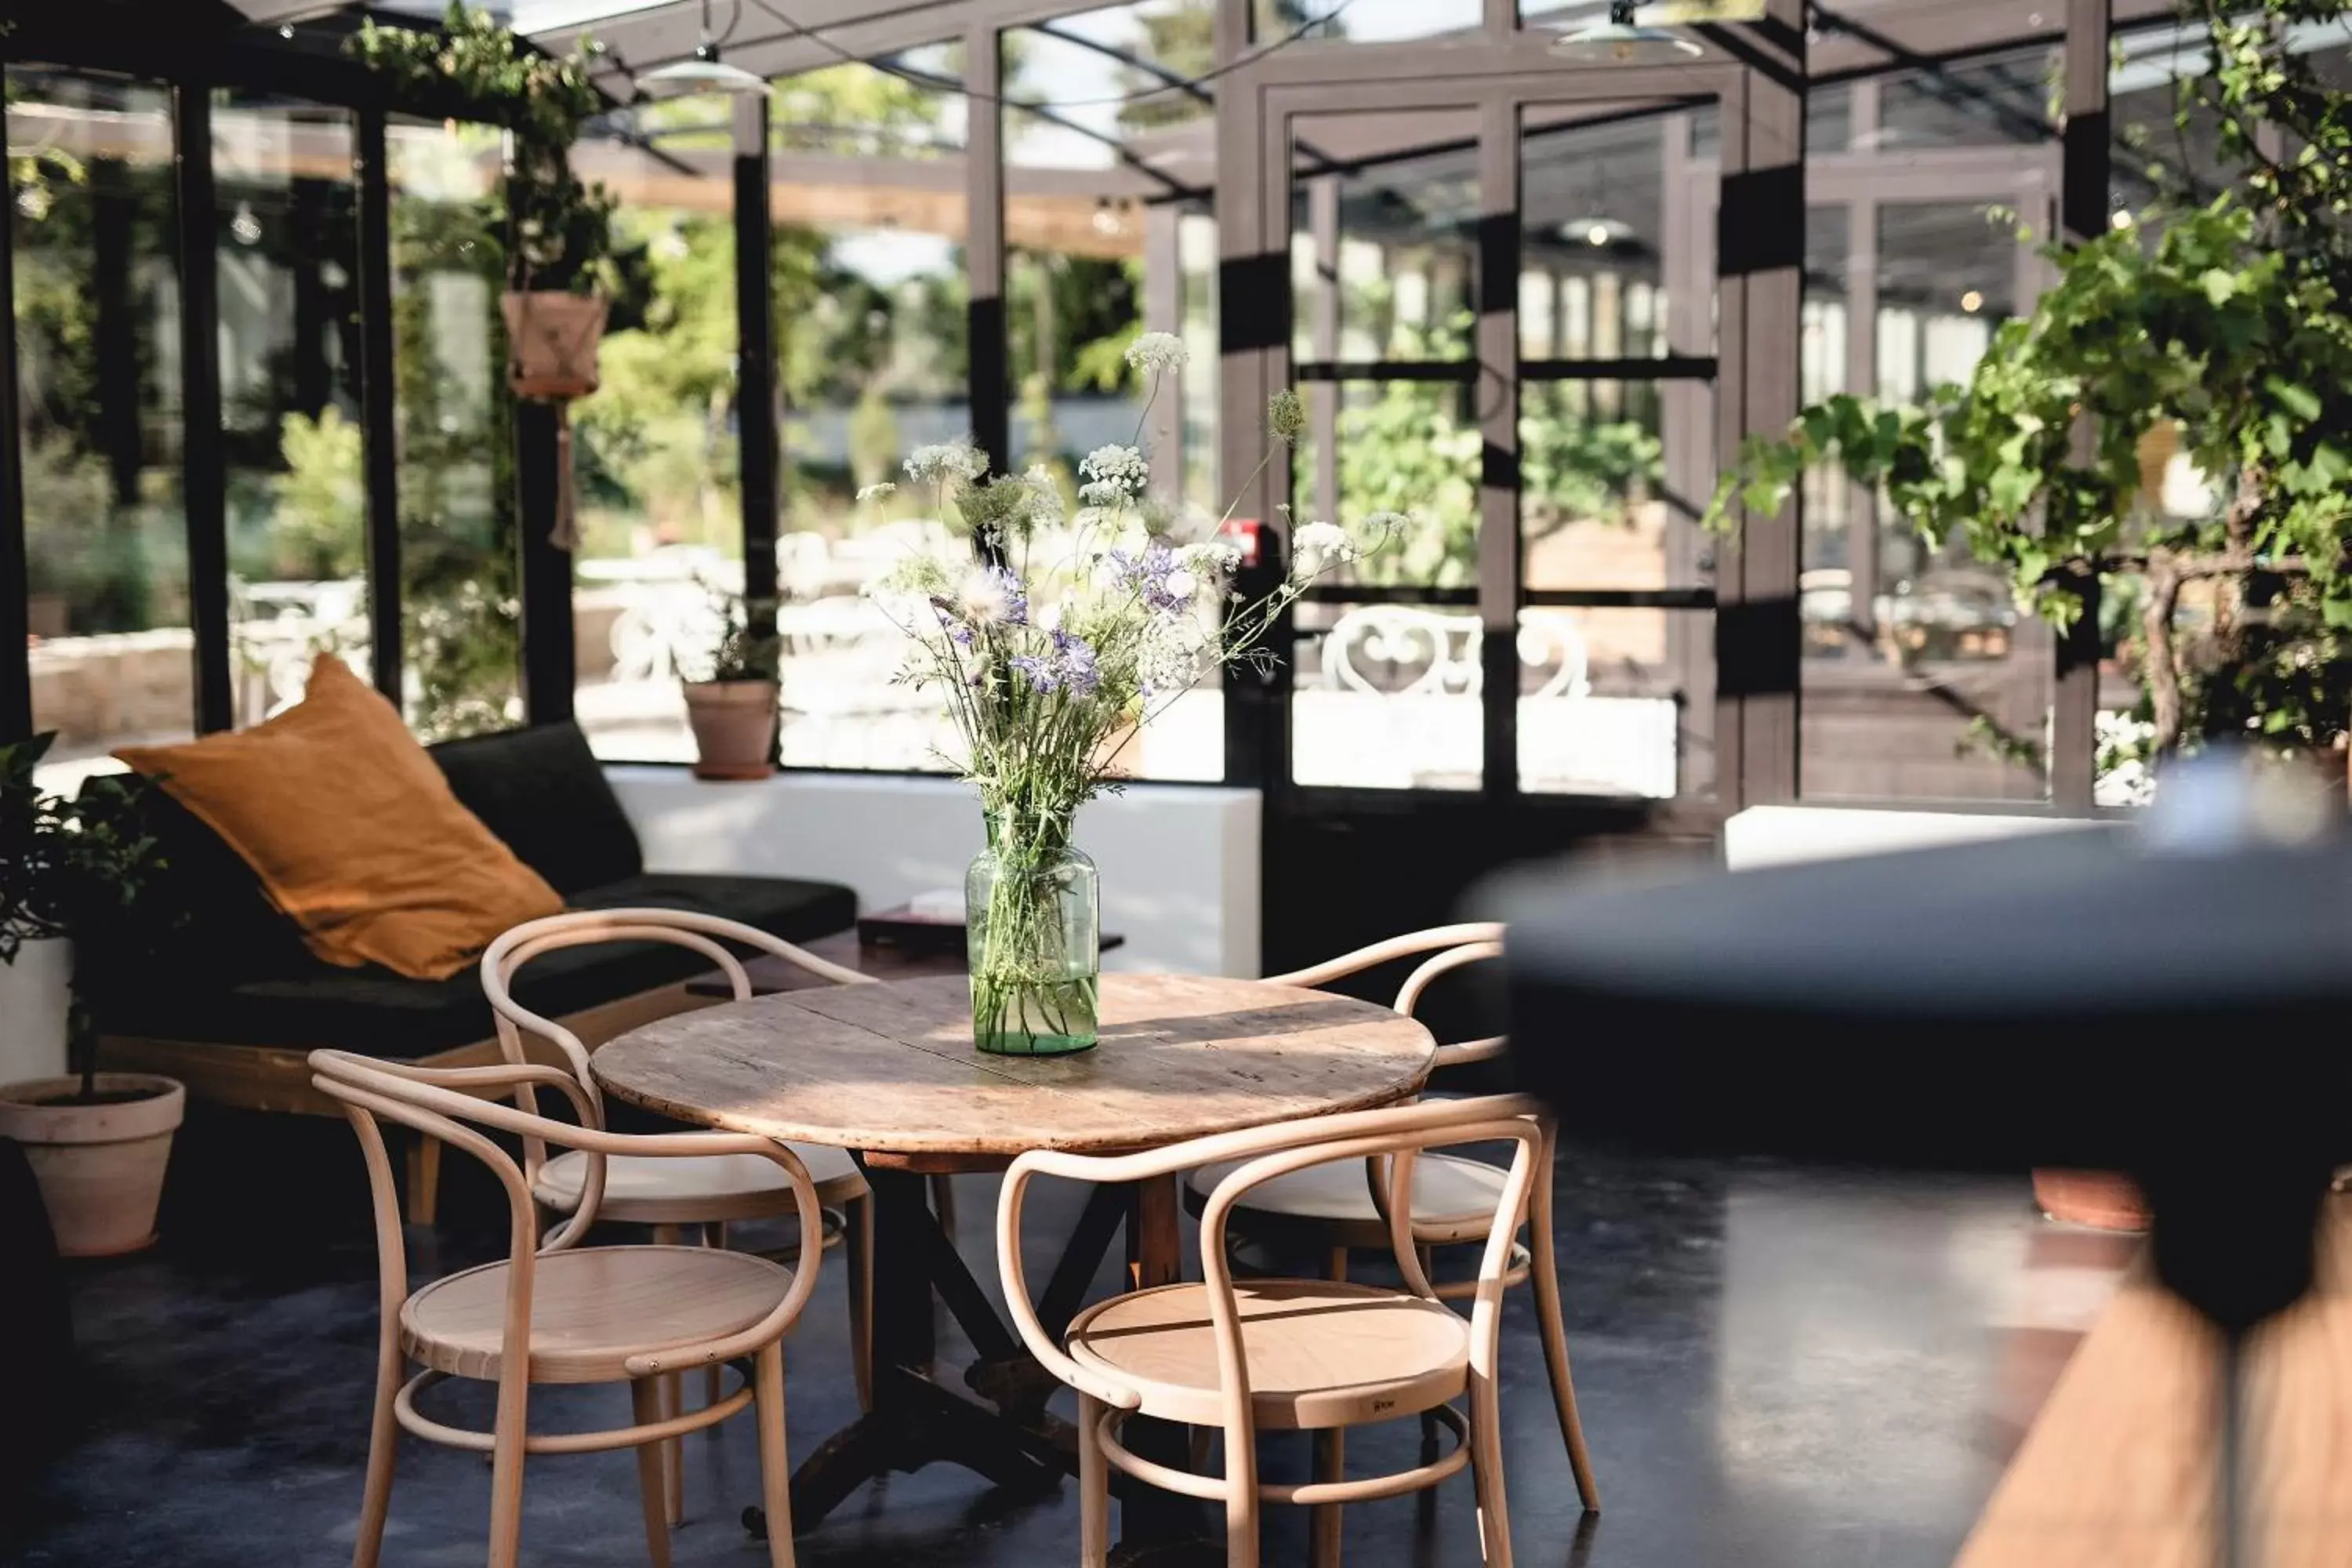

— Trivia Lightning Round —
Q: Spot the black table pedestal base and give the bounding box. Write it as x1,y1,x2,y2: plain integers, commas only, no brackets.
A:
742,1165,1208,1553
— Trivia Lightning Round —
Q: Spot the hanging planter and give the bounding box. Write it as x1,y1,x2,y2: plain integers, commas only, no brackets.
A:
501,290,608,401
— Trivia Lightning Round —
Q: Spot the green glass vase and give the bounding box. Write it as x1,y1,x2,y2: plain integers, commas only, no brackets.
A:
966,808,1100,1055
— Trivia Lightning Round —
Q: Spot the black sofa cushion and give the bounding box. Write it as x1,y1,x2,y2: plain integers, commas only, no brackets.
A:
103,779,317,984
430,720,642,897
96,871,858,1056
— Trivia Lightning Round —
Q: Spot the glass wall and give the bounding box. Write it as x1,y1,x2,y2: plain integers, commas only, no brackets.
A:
1794,54,2060,804
386,115,519,741
214,91,365,726
9,69,190,791
569,97,742,762
1006,5,1224,781
1288,112,1482,791
771,48,975,771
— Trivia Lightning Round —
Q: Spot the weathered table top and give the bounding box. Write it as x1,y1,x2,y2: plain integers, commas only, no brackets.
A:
1954,1201,2352,1568
593,972,1436,1166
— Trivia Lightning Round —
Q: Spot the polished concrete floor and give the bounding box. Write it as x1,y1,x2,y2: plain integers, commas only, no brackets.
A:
1,1111,2125,1568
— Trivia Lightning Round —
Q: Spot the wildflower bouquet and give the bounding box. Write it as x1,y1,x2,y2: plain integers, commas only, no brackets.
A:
862,332,1396,1053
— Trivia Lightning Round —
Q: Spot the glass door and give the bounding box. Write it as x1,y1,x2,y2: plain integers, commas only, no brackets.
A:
1218,41,1753,972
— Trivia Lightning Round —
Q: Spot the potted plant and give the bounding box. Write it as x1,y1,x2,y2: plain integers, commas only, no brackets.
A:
1712,0,2347,1232
859,339,1398,1054
683,592,783,780
0,737,185,1257
350,5,616,401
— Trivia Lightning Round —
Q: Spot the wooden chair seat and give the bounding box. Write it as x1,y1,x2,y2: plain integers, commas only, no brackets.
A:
1065,1278,1469,1431
400,1243,793,1385
1187,1151,1507,1247
531,1144,865,1225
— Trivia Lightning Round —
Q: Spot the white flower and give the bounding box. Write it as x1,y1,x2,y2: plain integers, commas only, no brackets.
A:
1138,620,1208,695
1125,331,1189,376
1079,443,1151,498
856,481,898,503
1290,519,1361,578
1163,568,1199,603
956,565,1015,626
905,439,989,486
873,555,952,598
1022,465,1065,529
1360,510,1410,541
1178,540,1243,579
1079,480,1131,509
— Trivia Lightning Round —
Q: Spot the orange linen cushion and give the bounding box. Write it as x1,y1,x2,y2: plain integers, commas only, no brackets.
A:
114,654,563,981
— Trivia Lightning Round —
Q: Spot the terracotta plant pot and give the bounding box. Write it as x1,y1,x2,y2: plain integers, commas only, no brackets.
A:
684,679,780,780
2031,1167,2151,1233
500,290,608,400
0,1074,186,1257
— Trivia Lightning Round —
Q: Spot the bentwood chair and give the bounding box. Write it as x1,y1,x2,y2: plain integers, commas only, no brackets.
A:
1185,925,1600,1534
1001,1094,1549,1568
481,909,878,1521
310,1048,820,1568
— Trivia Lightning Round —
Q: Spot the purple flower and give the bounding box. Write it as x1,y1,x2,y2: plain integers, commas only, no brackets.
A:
1010,630,1102,697
1109,543,1192,617
1053,630,1102,697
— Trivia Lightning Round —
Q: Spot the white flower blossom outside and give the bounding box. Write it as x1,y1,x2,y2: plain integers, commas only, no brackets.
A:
1125,331,1189,376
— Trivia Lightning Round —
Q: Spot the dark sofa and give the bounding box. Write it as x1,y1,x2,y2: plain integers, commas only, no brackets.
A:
91,721,855,1220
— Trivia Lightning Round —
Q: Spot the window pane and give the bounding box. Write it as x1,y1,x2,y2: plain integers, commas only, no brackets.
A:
1277,0,1482,42
1799,204,1853,620
773,52,972,772
570,96,742,763
215,92,367,728
1007,6,1179,474
11,69,189,791
387,117,519,740
1519,608,1710,797
1004,9,1223,782
1519,380,1710,592
1292,114,1479,363
1293,601,1480,790
1875,45,2059,151
1293,380,1479,588
1799,196,2050,803
1520,106,1679,361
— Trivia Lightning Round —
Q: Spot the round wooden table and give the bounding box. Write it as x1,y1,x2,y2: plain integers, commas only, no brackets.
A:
593,973,1436,1545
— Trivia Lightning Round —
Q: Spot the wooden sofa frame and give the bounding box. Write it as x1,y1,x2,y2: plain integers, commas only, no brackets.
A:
100,980,717,1226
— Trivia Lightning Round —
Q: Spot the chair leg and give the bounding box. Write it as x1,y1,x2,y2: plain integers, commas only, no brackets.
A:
650,1224,686,1525
1223,1417,1261,1568
630,1381,676,1568
402,1134,441,1228
1468,1371,1512,1568
845,1192,874,1412
486,1370,529,1568
1312,1243,1347,1568
350,1334,401,1568
702,1225,724,1418
1309,1426,1344,1568
753,1342,797,1568
1529,1131,1600,1512
1079,1395,1110,1568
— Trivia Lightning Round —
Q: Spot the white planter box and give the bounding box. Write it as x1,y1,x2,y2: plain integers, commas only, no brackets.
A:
604,769,1262,978
1724,804,2119,872
0,937,73,1085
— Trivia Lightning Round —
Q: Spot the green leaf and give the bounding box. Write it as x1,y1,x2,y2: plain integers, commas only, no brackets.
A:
2266,376,2324,422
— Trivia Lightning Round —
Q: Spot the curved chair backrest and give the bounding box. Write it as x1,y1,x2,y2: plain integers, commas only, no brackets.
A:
999,1094,1544,1501
310,1048,823,1370
478,909,876,1202
1268,924,1507,1067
